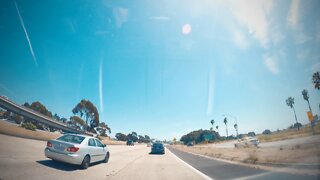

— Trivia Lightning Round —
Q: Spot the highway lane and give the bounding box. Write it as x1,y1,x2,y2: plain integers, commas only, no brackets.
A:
0,134,205,180
167,146,319,180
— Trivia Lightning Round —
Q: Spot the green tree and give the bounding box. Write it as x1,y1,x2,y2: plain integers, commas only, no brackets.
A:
115,133,127,141
216,125,219,133
302,89,313,113
223,117,228,137
69,116,87,131
234,123,238,138
72,99,99,131
312,72,320,90
180,129,221,144
138,135,145,143
286,97,299,130
23,102,30,108
127,132,138,142
262,129,271,135
210,119,215,131
29,101,53,117
96,122,111,137
144,135,151,143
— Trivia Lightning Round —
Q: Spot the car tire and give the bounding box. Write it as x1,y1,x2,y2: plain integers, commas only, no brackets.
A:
103,152,110,163
81,155,90,169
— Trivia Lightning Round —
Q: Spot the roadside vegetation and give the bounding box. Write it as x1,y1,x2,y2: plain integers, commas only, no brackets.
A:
257,123,320,143
173,142,320,165
0,99,111,137
115,132,151,143
178,72,320,145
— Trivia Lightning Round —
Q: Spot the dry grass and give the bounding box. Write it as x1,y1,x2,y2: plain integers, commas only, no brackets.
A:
243,152,258,164
172,143,320,164
0,120,60,141
101,136,126,145
257,122,320,143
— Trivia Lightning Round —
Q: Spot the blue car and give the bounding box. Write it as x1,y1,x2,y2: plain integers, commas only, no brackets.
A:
151,143,165,154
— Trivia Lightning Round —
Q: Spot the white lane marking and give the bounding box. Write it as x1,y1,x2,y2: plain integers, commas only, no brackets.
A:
234,171,274,180
166,147,213,180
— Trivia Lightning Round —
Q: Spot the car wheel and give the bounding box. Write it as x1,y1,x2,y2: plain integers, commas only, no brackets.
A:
103,152,110,163
81,155,90,169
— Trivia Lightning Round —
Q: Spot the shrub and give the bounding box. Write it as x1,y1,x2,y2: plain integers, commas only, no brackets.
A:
262,129,271,135
14,115,23,124
21,122,36,131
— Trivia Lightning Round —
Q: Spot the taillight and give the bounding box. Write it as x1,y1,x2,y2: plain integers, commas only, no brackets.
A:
47,141,52,148
67,147,79,152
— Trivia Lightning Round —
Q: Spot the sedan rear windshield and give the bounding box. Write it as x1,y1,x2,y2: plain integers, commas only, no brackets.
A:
57,135,85,144
153,143,163,147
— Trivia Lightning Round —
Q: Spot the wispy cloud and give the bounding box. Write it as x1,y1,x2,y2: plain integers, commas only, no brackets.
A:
14,0,38,66
287,0,300,28
99,59,104,113
263,55,279,74
149,16,169,21
228,0,273,48
286,0,312,45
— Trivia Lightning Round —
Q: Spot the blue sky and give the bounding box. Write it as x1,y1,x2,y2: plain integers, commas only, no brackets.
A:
0,0,319,140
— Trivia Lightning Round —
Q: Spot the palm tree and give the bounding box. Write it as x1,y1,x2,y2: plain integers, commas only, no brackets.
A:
210,119,215,131
312,72,320,113
224,117,228,137
312,72,320,90
234,123,238,138
286,97,299,130
302,89,313,113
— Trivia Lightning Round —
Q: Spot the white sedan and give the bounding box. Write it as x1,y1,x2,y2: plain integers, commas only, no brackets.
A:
45,134,110,169
234,137,260,148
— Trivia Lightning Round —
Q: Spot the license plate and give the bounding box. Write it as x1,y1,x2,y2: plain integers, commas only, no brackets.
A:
54,144,65,151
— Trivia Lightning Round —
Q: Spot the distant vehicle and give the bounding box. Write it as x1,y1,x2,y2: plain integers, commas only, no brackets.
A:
44,134,110,169
234,137,259,148
127,140,134,146
186,142,194,147
151,142,165,154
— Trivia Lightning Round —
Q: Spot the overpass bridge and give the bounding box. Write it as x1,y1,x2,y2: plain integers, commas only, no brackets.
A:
0,96,93,136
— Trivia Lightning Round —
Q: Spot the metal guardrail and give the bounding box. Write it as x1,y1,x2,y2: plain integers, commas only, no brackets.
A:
0,96,94,136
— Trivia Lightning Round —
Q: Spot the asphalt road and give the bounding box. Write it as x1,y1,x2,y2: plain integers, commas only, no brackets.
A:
0,134,205,180
167,146,319,180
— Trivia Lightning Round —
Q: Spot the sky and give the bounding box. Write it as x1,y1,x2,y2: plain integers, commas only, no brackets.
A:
0,0,319,140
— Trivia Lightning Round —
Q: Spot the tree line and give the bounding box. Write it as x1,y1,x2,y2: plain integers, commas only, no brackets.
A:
115,132,151,143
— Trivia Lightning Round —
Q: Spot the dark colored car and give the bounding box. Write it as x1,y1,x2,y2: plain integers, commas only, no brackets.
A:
151,143,165,154
127,140,134,146
187,142,193,147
